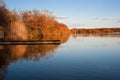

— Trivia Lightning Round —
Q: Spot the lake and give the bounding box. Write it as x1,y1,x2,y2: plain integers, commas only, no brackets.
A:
0,34,120,80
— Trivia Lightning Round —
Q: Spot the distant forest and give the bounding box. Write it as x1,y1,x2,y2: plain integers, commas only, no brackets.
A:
71,28,120,34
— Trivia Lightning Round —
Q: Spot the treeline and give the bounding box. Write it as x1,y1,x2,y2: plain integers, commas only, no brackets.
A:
0,4,69,40
71,28,120,34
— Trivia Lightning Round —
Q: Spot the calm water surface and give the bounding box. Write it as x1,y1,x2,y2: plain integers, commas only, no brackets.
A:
0,35,120,80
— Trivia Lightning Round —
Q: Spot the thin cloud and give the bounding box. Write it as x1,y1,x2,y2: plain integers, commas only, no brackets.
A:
92,17,100,20
41,9,68,19
93,17,120,23
55,15,68,19
117,20,120,23
93,17,109,20
102,18,111,20
93,17,112,21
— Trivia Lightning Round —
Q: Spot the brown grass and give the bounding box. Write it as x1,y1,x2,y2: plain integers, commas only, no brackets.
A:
5,21,28,41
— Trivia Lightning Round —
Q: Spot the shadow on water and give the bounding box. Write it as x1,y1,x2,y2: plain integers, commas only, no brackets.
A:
0,34,70,80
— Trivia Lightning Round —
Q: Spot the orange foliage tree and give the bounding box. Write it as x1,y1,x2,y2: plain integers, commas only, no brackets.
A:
0,4,70,40
21,9,70,40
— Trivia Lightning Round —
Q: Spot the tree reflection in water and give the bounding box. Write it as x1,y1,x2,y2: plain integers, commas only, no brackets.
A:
24,45,59,61
0,47,8,80
42,34,70,44
0,34,70,80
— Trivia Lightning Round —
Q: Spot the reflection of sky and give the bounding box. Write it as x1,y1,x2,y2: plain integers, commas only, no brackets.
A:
5,36,120,80
65,36,120,49
54,36,120,79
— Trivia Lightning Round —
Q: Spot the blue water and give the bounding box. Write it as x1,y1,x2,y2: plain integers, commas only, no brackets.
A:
0,35,120,80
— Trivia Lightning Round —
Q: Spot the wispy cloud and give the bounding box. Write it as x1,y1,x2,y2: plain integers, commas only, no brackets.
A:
55,15,68,19
41,9,68,19
92,17,120,23
92,17,120,21
117,20,120,23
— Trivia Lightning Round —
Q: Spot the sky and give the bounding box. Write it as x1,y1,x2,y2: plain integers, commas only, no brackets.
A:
4,0,120,29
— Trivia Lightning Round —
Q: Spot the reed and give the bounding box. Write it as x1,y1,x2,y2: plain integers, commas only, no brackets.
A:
5,21,28,41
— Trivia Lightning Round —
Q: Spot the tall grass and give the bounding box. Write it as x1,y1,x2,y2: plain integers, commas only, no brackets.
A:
0,5,28,41
5,21,28,41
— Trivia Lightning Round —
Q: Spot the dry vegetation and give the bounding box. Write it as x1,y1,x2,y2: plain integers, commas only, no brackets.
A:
21,9,69,40
0,1,69,41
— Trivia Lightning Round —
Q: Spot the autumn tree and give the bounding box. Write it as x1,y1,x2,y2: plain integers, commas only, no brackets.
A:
21,9,70,40
0,4,10,28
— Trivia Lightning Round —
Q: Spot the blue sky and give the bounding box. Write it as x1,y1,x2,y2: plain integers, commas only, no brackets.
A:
4,0,120,28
